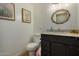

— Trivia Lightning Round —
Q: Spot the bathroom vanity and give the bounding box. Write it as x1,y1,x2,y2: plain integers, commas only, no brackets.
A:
41,32,79,56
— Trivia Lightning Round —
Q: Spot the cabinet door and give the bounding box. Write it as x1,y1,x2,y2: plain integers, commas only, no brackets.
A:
41,40,50,56
52,43,66,56
66,45,79,56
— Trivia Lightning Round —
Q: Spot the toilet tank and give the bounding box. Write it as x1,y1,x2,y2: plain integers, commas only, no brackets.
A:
33,34,41,43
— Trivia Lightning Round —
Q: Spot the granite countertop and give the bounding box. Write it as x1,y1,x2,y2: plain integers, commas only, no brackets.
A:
41,32,79,37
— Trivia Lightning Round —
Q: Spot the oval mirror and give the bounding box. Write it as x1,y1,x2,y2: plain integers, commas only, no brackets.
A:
51,9,70,24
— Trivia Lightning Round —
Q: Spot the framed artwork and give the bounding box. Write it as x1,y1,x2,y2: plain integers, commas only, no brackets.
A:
22,8,31,23
0,3,15,21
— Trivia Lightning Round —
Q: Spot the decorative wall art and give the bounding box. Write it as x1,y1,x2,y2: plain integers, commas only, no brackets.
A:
22,8,31,23
0,3,15,21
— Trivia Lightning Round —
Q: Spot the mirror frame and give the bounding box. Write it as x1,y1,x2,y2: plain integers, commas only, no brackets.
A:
51,9,70,24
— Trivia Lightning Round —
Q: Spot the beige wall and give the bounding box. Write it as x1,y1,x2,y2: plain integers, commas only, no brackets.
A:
33,3,78,34
0,3,33,55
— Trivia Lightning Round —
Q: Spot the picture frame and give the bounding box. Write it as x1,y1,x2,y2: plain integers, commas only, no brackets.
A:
22,8,31,23
0,3,15,21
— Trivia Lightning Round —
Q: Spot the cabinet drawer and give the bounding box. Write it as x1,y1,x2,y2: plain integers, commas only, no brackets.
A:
41,34,77,45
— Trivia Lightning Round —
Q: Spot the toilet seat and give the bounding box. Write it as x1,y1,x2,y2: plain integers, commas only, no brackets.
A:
26,43,39,51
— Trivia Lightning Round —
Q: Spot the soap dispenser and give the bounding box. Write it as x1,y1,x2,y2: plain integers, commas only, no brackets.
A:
50,26,53,32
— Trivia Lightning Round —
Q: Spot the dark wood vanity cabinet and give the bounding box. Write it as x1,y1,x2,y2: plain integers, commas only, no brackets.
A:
41,34,79,56
66,45,79,56
51,42,66,56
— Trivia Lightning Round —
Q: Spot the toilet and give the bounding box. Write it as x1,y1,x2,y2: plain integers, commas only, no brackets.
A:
26,34,41,56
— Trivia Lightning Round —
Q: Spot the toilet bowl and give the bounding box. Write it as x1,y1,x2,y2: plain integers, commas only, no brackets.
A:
26,34,41,56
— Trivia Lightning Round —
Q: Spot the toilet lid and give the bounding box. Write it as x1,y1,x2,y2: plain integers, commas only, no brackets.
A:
26,43,39,51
